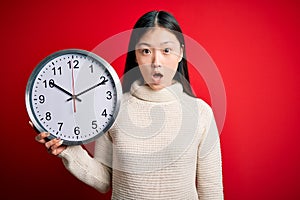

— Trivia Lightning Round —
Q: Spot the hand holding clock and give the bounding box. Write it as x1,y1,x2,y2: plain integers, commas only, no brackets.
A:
29,121,66,156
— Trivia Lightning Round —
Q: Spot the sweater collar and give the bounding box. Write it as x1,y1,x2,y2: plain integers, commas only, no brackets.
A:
130,80,183,102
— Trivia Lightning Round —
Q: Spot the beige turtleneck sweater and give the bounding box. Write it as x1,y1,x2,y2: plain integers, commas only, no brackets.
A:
59,80,223,199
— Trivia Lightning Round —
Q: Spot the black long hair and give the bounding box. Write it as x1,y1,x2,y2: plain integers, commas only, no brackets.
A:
123,10,194,97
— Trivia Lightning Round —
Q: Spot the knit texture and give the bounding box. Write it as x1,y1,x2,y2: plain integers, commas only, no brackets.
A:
59,80,223,199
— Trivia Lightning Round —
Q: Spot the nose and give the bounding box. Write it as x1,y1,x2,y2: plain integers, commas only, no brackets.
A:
151,49,162,68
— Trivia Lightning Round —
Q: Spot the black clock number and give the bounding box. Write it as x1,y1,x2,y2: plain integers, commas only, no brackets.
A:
45,112,52,121
52,67,62,75
58,122,63,131
92,120,97,129
43,79,54,88
74,126,80,135
102,109,108,117
39,95,45,104
89,65,94,73
67,60,79,69
106,91,112,100
100,76,108,84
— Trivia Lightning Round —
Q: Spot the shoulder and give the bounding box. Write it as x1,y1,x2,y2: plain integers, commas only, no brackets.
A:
182,93,213,117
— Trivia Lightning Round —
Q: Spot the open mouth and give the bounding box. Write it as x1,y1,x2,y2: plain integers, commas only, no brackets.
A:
153,72,163,78
152,72,163,84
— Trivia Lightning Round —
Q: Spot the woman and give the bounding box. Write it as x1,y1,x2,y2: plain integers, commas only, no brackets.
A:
33,10,224,199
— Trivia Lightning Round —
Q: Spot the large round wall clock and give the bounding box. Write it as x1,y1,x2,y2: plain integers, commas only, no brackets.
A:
25,49,122,145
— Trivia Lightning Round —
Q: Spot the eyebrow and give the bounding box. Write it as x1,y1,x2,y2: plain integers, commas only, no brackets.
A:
136,41,177,47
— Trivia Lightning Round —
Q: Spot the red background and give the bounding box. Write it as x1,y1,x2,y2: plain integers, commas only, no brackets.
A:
1,0,299,199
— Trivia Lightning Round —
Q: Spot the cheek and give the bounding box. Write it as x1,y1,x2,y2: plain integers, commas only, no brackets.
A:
165,59,179,72
163,60,179,80
138,65,151,79
165,69,177,81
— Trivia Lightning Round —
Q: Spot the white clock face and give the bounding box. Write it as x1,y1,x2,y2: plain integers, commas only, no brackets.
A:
26,49,122,145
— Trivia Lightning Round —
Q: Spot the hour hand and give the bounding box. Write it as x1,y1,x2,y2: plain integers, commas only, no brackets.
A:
50,81,82,102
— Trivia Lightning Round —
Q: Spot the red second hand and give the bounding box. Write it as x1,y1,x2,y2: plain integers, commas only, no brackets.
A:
71,60,76,113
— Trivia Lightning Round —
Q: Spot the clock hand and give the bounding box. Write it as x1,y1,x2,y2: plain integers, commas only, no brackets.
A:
66,76,108,102
51,81,82,102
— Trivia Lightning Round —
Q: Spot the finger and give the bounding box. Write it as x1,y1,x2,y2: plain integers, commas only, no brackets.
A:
29,121,33,128
47,139,65,155
45,138,61,150
51,145,67,156
29,121,41,133
35,132,50,143
52,139,64,150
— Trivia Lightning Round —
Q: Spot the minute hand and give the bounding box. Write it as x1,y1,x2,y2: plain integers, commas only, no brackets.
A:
66,78,108,102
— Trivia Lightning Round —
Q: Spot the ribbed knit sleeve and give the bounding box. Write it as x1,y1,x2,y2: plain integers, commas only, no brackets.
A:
197,115,224,199
58,133,112,193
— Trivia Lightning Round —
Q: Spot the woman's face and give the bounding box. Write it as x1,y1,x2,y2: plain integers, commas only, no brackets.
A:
135,27,183,90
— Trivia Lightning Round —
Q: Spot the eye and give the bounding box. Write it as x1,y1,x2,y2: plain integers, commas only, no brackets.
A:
163,48,172,54
141,49,151,55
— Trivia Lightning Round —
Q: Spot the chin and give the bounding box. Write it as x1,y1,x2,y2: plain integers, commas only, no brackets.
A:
148,83,166,91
